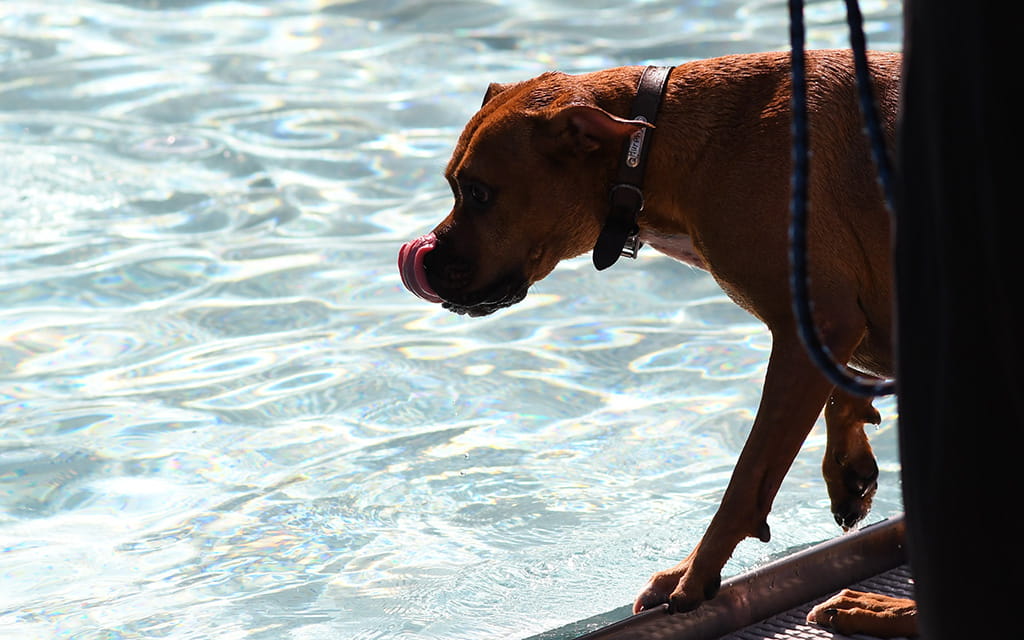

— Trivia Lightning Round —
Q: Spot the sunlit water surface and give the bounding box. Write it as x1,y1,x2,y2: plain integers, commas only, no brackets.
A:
1,1,903,638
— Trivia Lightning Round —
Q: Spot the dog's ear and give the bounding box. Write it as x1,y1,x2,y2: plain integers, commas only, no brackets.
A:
482,81,515,107
539,104,652,155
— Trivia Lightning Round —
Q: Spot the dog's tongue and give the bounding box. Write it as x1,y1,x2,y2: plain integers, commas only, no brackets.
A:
398,233,443,303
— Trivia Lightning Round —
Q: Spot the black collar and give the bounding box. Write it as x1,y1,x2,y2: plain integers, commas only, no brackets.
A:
592,65,674,270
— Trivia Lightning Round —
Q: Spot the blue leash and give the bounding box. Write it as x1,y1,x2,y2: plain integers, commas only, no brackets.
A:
788,0,897,397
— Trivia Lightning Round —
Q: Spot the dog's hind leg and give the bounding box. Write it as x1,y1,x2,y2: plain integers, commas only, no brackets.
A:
823,387,881,529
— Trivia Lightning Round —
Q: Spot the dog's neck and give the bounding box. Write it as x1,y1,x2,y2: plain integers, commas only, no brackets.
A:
585,58,794,271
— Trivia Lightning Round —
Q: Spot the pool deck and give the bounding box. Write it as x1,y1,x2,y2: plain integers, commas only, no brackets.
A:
532,515,911,640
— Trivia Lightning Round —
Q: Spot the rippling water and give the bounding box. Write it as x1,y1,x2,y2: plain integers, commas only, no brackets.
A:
1,2,903,639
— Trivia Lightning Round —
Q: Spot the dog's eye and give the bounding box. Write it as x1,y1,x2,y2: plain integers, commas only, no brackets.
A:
464,182,493,208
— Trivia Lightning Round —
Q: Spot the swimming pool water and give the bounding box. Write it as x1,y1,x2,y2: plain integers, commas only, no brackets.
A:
1,1,903,639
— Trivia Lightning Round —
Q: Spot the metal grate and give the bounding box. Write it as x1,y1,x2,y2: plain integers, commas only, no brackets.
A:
721,565,914,640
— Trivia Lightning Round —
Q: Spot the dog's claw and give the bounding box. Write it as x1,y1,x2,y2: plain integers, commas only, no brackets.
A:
633,579,673,614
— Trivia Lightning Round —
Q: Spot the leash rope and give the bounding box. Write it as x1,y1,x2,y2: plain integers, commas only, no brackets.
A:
788,0,897,397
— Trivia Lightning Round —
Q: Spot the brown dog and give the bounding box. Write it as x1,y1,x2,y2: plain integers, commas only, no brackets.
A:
399,49,914,635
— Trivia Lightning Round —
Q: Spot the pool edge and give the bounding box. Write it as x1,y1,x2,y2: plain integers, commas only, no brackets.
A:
529,514,907,640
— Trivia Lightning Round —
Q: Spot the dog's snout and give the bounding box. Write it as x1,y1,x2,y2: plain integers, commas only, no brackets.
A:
426,253,474,290
398,232,484,306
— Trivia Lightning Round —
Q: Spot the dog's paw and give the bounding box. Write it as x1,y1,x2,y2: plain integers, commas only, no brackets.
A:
827,452,879,529
823,393,881,530
632,565,721,614
633,575,675,614
808,589,917,638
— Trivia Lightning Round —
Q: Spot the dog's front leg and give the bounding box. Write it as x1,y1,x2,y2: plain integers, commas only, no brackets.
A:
633,332,841,614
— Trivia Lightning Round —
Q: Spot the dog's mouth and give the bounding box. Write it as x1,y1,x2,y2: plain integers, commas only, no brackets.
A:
398,233,443,303
398,233,529,317
440,279,528,317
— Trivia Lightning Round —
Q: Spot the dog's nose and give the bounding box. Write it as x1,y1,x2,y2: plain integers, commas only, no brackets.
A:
398,233,442,303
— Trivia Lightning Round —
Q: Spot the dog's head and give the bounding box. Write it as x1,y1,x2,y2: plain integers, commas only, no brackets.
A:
398,70,650,316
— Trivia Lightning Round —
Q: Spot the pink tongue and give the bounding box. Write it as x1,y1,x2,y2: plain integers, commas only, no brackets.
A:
398,233,442,303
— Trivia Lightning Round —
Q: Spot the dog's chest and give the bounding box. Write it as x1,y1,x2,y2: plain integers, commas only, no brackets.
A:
639,230,707,270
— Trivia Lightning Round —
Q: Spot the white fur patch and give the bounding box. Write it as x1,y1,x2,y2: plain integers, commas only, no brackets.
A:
639,230,707,270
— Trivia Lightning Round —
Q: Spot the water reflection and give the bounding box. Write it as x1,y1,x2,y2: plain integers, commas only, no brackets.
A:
1,1,903,639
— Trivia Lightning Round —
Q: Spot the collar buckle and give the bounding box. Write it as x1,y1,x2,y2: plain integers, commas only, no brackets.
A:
620,232,643,260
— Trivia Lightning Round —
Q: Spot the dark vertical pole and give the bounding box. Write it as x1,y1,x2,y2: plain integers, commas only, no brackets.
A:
896,1,1019,637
